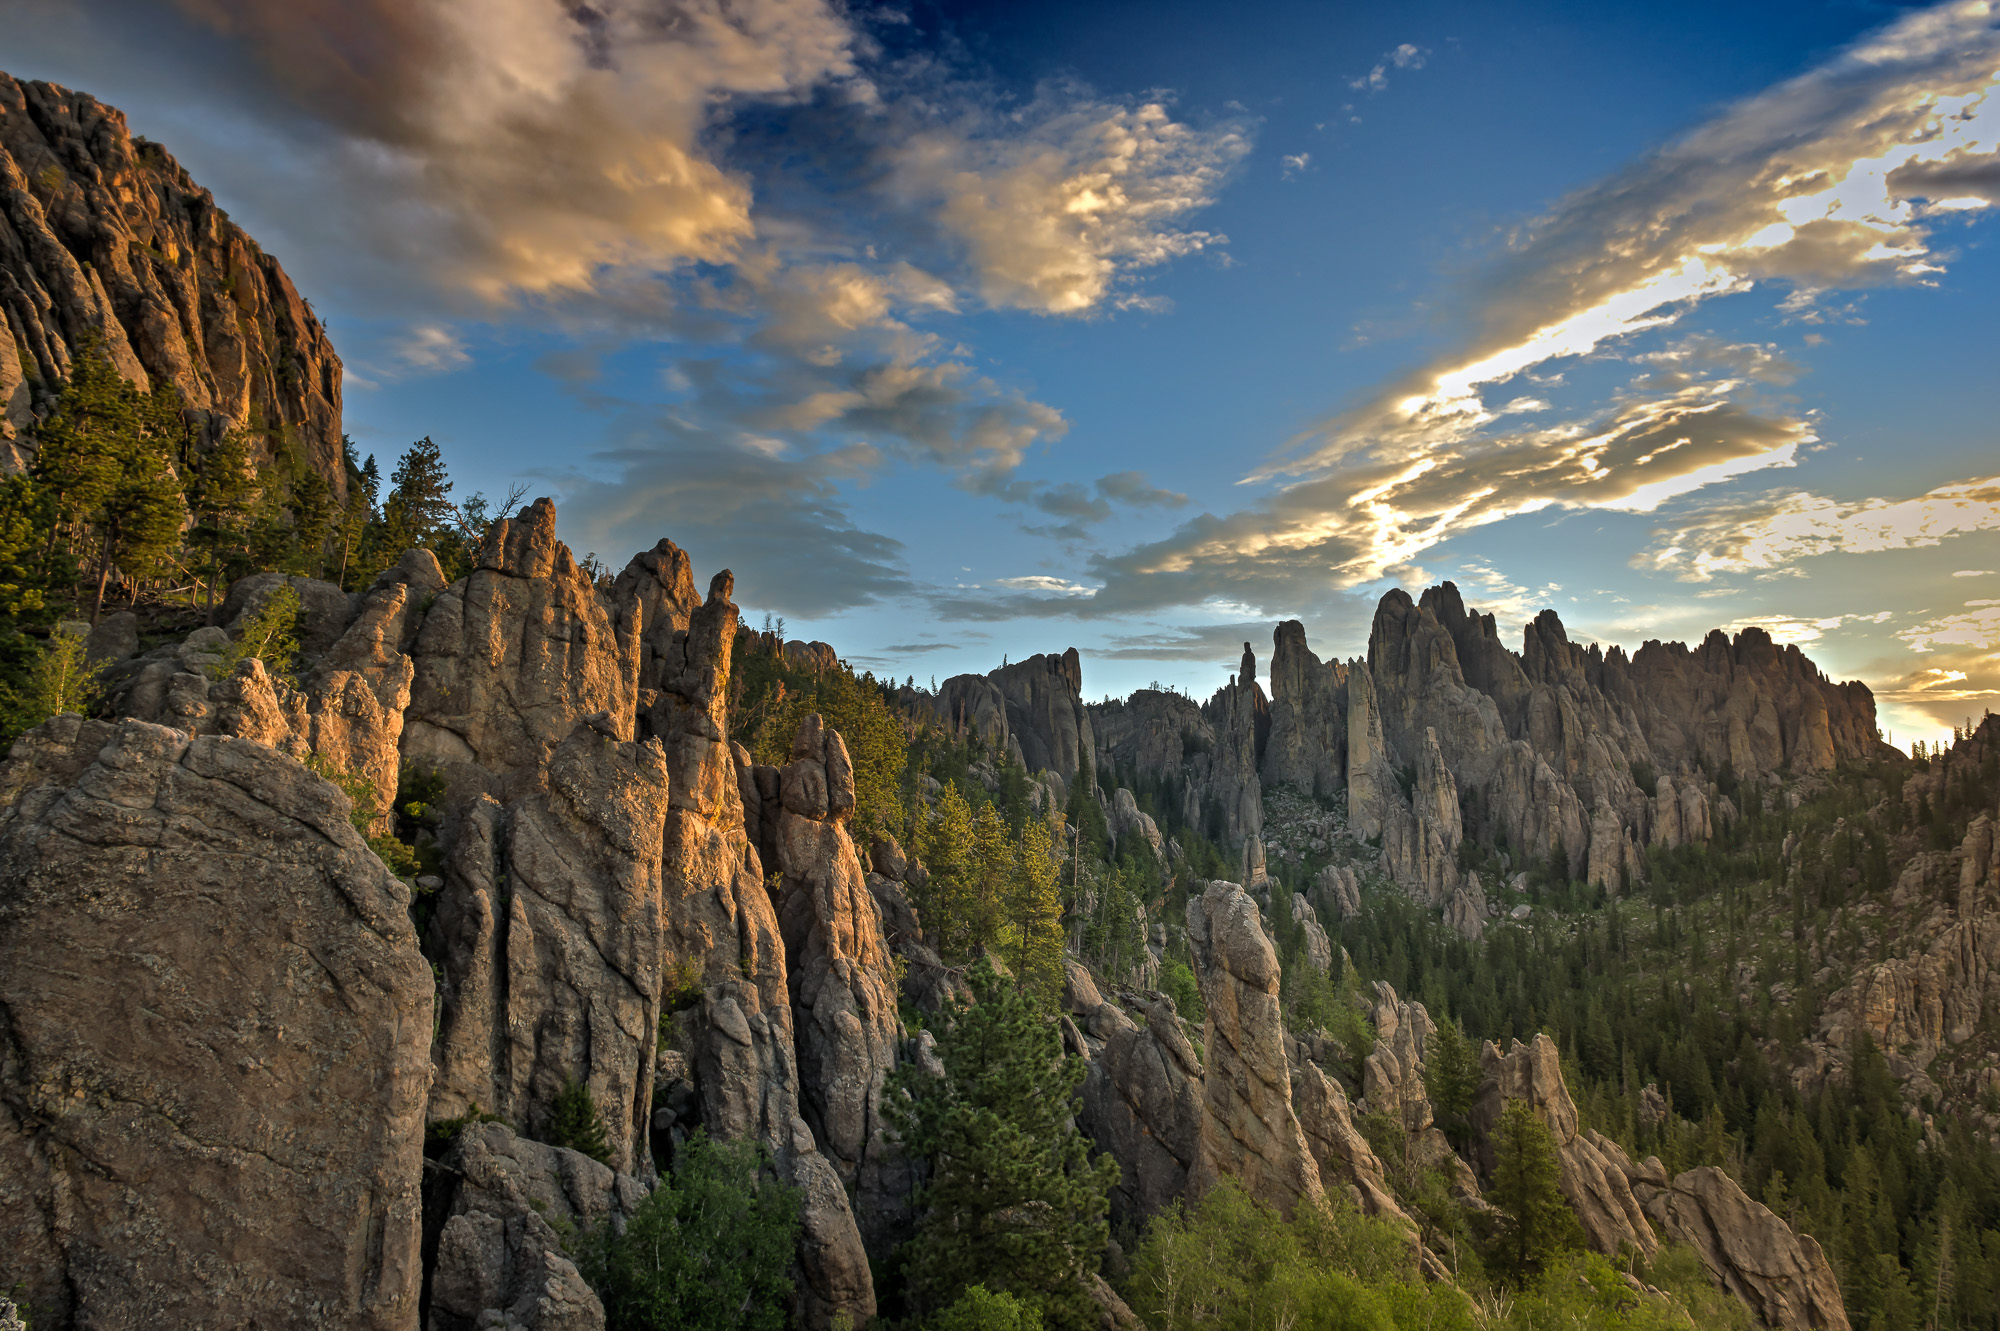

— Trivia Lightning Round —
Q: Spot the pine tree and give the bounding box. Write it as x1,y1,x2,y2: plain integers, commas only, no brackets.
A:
1425,1016,1479,1150
384,436,454,552
546,1077,612,1165
1005,818,1064,997
1486,1101,1580,1283
887,959,1120,1327
185,431,257,625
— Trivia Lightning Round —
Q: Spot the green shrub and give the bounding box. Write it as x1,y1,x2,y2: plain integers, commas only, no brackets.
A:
578,1132,801,1331
210,582,300,682
932,1284,1044,1331
1158,960,1205,1026
546,1077,612,1166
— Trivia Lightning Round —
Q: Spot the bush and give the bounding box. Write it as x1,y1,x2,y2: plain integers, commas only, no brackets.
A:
545,1077,612,1166
579,1132,801,1331
210,582,301,682
933,1285,1045,1331
1158,960,1205,1026
1122,1179,1472,1331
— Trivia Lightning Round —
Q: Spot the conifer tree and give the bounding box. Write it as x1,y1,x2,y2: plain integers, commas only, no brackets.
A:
546,1076,612,1166
185,430,256,624
1486,1102,1580,1283
887,960,1119,1327
384,436,454,552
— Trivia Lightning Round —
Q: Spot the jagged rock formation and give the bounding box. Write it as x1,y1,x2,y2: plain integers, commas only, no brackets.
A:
427,722,670,1173
1186,880,1323,1214
405,499,638,795
0,717,430,1328
1473,1034,1658,1261
1637,1166,1850,1331
426,1124,647,1331
763,715,907,1253
1109,785,1166,863
1076,986,1205,1224
0,74,343,489
1264,619,1347,797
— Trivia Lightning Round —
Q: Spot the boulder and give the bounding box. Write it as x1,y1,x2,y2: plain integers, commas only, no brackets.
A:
222,571,357,659
0,718,431,1328
1109,786,1166,864
1639,1166,1850,1331
425,1123,648,1331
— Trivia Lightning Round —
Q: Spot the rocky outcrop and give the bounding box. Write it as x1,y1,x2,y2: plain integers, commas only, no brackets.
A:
1079,994,1205,1224
427,722,670,1174
1263,619,1347,797
404,498,637,794
632,560,877,1329
1636,1166,1850,1331
1291,893,1334,973
864,834,966,1015
425,1124,648,1331
1472,1034,1658,1261
1109,786,1166,864
1315,863,1363,921
768,715,907,1253
993,648,1095,780
1288,1055,1404,1220
1186,880,1323,1214
0,74,343,488
0,717,430,1329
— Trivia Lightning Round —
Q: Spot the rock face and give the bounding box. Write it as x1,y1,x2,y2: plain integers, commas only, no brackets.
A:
1263,619,1347,797
0,717,431,1329
427,723,671,1174
1079,995,1205,1224
1472,1034,1658,1261
405,499,638,793
425,1124,647,1331
0,74,344,489
1637,1166,1851,1331
993,648,1095,780
1186,880,1323,1214
767,715,907,1253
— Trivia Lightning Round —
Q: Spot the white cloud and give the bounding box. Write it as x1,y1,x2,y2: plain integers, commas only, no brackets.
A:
993,3,2000,622
1643,476,2000,579
1899,603,2000,652
1954,568,1997,577
1349,43,1428,93
1282,151,1311,179
386,323,472,375
992,576,1097,596
879,89,1250,314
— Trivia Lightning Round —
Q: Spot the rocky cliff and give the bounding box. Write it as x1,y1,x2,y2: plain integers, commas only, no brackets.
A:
0,73,343,489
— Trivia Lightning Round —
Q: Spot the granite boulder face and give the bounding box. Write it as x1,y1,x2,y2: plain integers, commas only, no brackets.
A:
424,1124,649,1331
0,73,344,488
427,722,672,1174
1186,880,1323,1214
0,718,432,1329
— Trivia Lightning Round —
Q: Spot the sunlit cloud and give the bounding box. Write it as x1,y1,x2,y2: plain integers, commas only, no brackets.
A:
1899,601,2000,652
1643,476,2000,579
974,1,2000,623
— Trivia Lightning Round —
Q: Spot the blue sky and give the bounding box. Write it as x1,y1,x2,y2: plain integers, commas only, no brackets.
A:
7,0,1999,744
